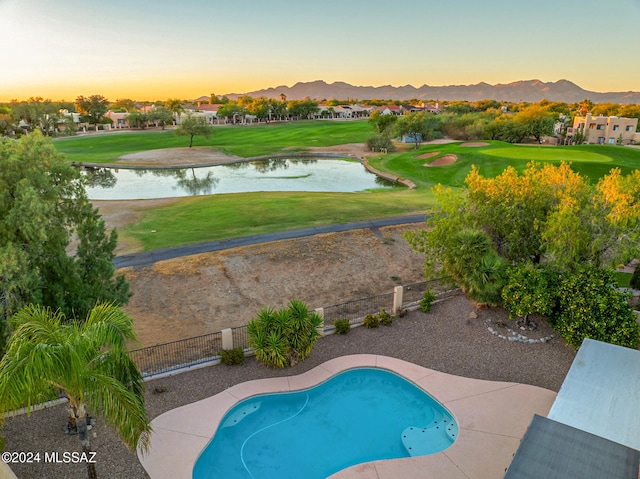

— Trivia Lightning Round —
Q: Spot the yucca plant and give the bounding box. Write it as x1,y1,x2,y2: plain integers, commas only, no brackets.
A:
247,299,322,368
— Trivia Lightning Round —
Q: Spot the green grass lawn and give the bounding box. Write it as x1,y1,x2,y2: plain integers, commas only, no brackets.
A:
54,120,372,163
55,125,640,252
368,141,640,188
122,190,434,250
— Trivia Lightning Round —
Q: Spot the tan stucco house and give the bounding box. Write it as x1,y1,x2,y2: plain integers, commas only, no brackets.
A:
567,114,638,145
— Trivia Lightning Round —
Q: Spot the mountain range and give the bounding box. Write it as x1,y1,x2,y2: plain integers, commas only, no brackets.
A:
209,79,640,104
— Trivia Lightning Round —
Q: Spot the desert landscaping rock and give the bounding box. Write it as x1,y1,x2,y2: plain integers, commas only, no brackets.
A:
3,294,576,479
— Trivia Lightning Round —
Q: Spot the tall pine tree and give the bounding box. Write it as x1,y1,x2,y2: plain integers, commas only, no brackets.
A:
0,131,130,351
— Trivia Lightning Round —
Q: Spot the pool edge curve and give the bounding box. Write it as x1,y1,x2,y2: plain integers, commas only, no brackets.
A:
138,354,556,479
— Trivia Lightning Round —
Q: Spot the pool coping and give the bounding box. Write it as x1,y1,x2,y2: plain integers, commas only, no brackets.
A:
138,354,557,479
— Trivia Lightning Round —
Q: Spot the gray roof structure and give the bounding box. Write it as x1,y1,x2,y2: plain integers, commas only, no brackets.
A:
504,338,640,479
504,415,640,479
547,338,640,451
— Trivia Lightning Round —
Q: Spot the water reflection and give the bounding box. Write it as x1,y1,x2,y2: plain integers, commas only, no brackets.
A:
83,167,117,188
81,158,396,200
176,169,219,196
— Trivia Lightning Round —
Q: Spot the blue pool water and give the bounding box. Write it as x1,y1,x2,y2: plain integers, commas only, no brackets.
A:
192,368,457,479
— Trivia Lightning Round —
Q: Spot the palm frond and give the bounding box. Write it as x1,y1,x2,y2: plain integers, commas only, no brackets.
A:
0,302,151,453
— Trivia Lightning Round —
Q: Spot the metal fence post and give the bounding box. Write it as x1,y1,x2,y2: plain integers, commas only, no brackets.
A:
221,328,233,350
393,285,404,314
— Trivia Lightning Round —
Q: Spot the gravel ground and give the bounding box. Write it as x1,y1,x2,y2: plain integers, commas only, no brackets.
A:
3,293,576,479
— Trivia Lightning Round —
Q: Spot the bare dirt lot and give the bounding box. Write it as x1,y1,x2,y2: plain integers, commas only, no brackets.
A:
94,144,428,347
120,225,426,347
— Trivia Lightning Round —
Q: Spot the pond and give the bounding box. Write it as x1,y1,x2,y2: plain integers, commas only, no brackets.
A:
82,158,395,200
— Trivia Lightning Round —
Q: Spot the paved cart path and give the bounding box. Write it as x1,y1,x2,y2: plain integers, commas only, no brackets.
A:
113,214,426,268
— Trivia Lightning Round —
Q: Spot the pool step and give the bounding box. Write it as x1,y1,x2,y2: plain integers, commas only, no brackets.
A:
220,402,262,428
401,418,458,457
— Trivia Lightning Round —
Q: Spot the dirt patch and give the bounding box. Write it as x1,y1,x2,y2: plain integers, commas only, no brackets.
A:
424,154,457,166
460,142,489,147
416,151,440,159
304,143,373,159
118,147,243,166
116,143,374,167
121,224,427,347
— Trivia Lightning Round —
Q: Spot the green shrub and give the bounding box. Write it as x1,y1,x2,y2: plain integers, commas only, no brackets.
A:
363,313,380,328
379,308,393,326
631,263,640,290
552,266,640,350
419,290,437,313
247,299,322,368
333,319,351,335
502,263,557,323
220,347,245,365
366,134,396,152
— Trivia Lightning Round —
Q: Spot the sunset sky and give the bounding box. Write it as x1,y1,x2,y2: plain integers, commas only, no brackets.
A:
1,0,639,102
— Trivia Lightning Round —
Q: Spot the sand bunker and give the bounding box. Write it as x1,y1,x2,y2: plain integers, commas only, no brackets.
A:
460,142,489,147
424,154,458,166
416,151,440,159
118,147,242,166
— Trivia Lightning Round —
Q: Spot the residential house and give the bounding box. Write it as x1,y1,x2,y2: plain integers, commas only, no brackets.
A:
184,103,220,124
407,102,441,114
316,104,373,119
567,114,638,145
105,110,130,128
376,105,403,116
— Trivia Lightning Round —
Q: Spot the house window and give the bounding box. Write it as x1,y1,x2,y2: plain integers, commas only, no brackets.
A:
598,137,605,144
626,125,634,132
613,125,619,131
596,124,605,130
608,138,615,144
589,123,596,129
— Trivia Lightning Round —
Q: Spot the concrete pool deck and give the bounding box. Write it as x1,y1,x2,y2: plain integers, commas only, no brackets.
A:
139,354,556,479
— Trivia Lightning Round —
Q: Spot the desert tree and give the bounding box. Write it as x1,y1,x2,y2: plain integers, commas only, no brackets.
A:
175,113,213,147
75,95,109,130
0,132,131,351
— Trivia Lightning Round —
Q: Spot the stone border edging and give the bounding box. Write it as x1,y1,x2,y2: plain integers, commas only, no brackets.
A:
484,318,555,344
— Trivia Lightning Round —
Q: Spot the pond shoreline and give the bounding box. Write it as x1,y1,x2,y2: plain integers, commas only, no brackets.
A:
82,156,400,201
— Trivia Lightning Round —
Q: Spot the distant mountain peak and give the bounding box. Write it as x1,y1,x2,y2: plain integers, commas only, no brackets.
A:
215,79,640,104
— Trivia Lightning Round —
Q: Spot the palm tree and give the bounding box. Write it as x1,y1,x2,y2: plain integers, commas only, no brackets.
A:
165,98,184,124
0,303,151,479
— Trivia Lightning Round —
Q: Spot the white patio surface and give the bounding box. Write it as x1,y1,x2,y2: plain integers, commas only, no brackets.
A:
138,355,556,479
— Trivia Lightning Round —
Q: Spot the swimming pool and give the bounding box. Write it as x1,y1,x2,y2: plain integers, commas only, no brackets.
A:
192,368,457,479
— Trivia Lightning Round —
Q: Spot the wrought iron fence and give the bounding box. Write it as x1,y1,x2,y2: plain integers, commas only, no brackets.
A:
323,291,394,326
129,278,457,377
232,325,250,350
402,277,456,305
129,330,222,377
